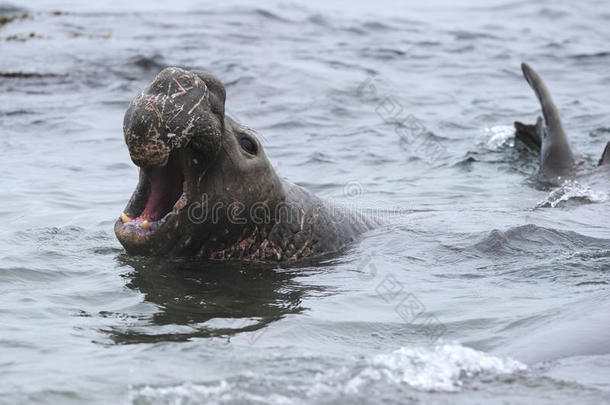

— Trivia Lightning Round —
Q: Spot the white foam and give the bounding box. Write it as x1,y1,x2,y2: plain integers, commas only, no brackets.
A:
485,126,515,150
131,380,296,405
342,344,527,393
131,380,231,405
537,179,608,208
129,344,527,403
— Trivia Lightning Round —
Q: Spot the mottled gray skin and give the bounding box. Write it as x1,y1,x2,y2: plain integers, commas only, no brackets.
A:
115,67,375,261
515,62,610,179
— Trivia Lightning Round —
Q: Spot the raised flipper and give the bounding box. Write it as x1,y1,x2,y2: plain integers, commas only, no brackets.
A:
600,141,610,166
514,118,541,150
514,62,575,177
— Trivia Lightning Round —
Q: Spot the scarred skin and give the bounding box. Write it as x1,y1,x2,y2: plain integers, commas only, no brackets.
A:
115,67,376,261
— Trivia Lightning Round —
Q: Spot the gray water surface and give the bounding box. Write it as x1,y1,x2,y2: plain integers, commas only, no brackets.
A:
1,1,609,404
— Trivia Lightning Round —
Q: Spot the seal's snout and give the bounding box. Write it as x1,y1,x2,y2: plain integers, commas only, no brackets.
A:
116,67,229,256
123,67,225,168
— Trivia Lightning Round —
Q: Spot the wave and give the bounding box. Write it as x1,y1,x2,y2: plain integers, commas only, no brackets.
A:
323,344,526,393
129,344,526,404
472,224,610,257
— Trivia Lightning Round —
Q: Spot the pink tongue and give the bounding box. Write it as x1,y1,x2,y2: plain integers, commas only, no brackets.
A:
140,167,172,221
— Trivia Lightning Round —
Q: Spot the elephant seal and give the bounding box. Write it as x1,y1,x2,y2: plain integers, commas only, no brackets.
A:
514,62,610,180
115,67,376,261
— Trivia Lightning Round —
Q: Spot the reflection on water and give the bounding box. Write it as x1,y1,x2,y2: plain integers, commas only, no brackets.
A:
109,255,330,344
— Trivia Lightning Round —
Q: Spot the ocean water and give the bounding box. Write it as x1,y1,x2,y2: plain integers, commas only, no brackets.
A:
1,0,609,403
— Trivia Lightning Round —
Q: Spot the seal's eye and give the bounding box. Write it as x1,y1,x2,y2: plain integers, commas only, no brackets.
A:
238,133,257,155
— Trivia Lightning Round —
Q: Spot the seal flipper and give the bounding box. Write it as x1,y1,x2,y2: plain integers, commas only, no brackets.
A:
599,141,610,166
520,62,575,177
514,119,541,150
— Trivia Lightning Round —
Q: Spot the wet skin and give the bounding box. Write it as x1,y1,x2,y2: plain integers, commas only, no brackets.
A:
514,62,610,182
115,67,375,261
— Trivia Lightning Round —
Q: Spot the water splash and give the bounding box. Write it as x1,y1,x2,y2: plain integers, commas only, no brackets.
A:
129,344,527,404
537,180,608,208
485,126,515,150
336,344,527,393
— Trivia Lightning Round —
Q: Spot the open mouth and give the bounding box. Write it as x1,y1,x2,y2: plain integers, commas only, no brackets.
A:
118,152,188,234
